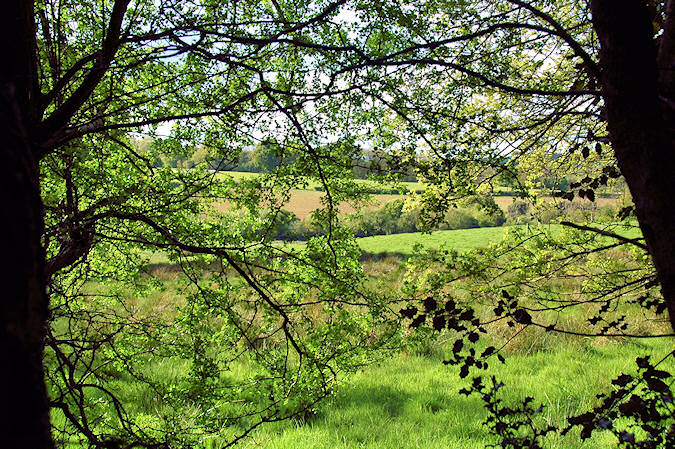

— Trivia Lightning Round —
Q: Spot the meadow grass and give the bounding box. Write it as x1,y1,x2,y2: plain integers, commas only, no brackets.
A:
145,221,641,263
232,337,672,449
355,226,518,255
59,220,655,449
139,225,502,265
356,221,641,255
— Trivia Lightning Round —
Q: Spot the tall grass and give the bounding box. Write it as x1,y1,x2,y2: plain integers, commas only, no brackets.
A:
233,337,672,449
53,223,664,449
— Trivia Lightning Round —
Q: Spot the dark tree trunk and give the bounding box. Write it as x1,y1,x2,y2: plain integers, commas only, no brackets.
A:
591,0,675,332
0,2,54,448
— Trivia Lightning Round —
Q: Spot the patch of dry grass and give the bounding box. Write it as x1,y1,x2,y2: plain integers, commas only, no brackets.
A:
211,189,407,220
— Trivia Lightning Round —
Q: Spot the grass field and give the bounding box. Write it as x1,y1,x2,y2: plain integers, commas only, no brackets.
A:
69,219,661,449
230,335,672,449
355,222,642,256
145,223,640,264
355,226,515,255
141,225,515,265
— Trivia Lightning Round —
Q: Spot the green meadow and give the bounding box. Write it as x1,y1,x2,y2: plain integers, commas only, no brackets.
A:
234,338,672,449
94,222,664,449
355,226,514,255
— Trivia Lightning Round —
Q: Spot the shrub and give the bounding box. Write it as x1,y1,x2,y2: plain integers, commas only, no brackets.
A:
506,200,530,219
438,208,479,230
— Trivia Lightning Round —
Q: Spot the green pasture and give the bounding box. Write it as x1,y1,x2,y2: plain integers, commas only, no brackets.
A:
355,226,514,256
144,222,641,264
355,222,641,256
233,337,672,449
62,221,657,449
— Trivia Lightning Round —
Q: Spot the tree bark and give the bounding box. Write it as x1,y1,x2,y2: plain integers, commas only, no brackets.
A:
0,1,54,448
591,0,675,332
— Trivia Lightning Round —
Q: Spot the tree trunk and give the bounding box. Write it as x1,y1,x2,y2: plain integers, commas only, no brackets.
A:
0,130,54,449
0,2,54,448
591,0,675,332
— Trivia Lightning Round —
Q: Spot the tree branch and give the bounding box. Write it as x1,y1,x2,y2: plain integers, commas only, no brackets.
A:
560,221,648,251
38,0,131,150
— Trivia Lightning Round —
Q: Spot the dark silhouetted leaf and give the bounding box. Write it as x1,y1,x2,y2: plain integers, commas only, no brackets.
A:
432,314,446,330
612,374,633,387
636,356,650,368
481,347,495,358
410,314,426,328
400,306,417,319
423,296,437,312
513,309,532,325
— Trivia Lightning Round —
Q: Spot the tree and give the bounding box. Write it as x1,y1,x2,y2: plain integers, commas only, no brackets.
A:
2,0,675,448
250,140,284,173
1,1,402,447
338,0,675,330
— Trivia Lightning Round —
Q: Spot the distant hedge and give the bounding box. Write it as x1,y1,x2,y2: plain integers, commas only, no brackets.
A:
265,198,506,242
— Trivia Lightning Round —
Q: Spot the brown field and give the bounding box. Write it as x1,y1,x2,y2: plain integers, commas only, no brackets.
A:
211,189,624,221
211,190,405,220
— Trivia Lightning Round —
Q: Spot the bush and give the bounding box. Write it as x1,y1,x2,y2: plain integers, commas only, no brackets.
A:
506,200,530,219
266,209,301,240
475,207,506,227
438,208,479,230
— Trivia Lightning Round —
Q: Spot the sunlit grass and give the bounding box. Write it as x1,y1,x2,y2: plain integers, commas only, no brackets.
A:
233,337,672,449
356,226,518,255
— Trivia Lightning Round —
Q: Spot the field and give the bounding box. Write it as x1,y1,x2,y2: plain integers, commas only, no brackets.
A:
211,189,404,220
216,171,428,193
235,338,672,449
355,226,514,255
96,221,662,449
56,171,654,449
212,171,624,221
354,222,641,256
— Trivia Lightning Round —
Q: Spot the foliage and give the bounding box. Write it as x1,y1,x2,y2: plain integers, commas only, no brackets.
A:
9,0,675,447
398,222,673,448
345,198,505,239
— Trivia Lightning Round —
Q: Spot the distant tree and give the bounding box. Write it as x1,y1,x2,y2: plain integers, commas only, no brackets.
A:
250,140,284,172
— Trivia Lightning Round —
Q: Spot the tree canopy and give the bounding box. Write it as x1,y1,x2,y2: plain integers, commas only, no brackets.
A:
1,1,674,448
